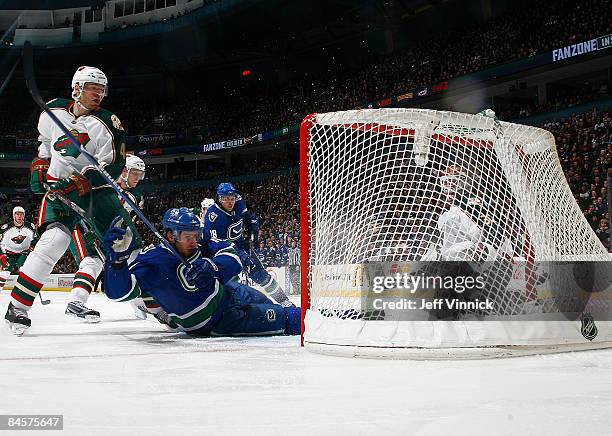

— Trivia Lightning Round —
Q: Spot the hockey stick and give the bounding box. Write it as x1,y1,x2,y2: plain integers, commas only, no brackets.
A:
43,184,106,261
22,41,190,268
38,290,50,305
0,56,20,97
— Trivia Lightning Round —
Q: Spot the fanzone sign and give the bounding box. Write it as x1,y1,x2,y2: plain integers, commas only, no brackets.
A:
552,37,606,62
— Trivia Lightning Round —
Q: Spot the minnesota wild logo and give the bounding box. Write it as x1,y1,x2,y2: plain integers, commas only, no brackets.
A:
53,130,90,157
11,235,26,244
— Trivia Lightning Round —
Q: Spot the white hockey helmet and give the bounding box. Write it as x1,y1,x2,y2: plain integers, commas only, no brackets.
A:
71,66,108,101
13,206,25,216
201,198,214,210
125,154,146,180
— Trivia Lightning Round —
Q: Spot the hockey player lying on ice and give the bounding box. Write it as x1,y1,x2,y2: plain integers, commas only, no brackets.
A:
102,207,301,336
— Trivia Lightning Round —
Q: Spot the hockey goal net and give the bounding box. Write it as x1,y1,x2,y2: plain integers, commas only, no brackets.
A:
299,109,612,359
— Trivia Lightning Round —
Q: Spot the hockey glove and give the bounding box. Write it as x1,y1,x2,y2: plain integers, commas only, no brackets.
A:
30,157,49,194
102,217,134,264
236,249,255,270
49,172,90,197
185,258,219,287
48,197,72,218
82,231,99,257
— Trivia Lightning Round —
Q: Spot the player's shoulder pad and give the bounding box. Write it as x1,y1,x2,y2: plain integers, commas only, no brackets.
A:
131,244,170,267
132,187,143,197
0,223,8,231
138,243,167,258
27,222,37,231
91,108,125,133
46,98,72,109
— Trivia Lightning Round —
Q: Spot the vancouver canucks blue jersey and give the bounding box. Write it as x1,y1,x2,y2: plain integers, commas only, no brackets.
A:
203,195,249,250
104,243,242,333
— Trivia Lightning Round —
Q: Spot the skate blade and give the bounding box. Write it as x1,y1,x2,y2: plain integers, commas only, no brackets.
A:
132,308,147,320
65,312,101,323
5,320,29,336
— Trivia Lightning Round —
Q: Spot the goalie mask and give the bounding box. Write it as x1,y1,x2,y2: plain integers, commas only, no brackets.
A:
71,66,108,104
440,165,467,196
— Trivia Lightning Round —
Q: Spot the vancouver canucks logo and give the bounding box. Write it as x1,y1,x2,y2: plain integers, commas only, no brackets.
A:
11,235,26,244
228,221,243,240
53,129,90,158
580,312,598,341
266,309,276,322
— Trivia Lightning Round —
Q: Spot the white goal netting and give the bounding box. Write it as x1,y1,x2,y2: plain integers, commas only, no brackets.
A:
300,108,611,358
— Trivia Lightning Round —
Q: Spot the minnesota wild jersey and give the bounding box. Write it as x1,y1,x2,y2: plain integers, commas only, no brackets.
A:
0,222,37,255
37,98,126,188
119,188,144,218
436,196,497,262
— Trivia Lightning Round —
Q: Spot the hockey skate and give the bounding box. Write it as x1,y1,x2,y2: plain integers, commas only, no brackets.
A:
5,302,31,336
153,310,178,330
130,299,148,320
65,301,100,323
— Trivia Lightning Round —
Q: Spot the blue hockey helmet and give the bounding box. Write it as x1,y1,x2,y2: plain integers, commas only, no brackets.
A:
217,182,238,198
162,207,202,241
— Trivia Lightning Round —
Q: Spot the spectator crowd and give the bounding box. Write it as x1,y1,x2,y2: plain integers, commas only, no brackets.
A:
1,107,608,275
0,0,610,274
1,0,611,149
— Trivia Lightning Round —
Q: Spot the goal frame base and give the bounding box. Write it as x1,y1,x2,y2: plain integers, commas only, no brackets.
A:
303,309,612,359
304,341,612,360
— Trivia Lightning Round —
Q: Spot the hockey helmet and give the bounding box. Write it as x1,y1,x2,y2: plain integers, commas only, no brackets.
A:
162,207,201,241
13,206,25,216
201,198,214,210
125,155,146,180
71,66,108,100
216,182,238,199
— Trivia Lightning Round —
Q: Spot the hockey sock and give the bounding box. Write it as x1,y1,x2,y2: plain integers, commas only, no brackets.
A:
250,266,295,307
70,257,103,303
262,278,294,308
71,272,96,303
0,270,9,290
12,225,70,310
11,271,44,310
142,294,161,313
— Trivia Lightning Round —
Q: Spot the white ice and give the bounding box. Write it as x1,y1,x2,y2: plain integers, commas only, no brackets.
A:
1,290,612,436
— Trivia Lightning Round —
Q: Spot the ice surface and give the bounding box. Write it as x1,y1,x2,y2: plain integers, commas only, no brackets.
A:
1,290,612,436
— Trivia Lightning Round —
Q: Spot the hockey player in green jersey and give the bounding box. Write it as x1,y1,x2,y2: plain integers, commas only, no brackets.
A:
5,66,141,335
65,154,147,322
